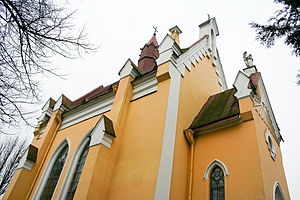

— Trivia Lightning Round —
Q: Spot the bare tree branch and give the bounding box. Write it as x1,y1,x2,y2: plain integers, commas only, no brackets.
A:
0,0,96,133
0,136,27,195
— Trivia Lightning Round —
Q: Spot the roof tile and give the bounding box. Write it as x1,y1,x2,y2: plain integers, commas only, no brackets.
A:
189,88,240,129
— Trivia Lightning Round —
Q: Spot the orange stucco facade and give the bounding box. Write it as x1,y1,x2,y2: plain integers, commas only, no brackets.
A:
5,18,289,200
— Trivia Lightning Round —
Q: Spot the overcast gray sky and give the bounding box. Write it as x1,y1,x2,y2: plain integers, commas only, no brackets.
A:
7,0,300,198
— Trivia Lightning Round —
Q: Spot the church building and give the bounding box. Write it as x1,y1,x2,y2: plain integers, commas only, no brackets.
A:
5,18,290,200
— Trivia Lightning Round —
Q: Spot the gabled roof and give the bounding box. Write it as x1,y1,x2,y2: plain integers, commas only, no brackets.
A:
189,88,240,130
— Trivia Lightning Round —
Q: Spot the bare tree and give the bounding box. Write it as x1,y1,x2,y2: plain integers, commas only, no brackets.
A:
0,136,27,196
0,0,95,133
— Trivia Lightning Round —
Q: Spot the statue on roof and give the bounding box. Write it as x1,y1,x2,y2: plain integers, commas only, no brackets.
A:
243,51,255,68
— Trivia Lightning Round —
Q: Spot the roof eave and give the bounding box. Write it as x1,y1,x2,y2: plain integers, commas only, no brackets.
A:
193,115,242,137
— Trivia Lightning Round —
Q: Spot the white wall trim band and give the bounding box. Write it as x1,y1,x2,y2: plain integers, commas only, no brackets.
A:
60,93,115,130
154,63,181,200
132,72,158,101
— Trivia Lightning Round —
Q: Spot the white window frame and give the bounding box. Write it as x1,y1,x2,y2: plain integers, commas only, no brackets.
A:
32,138,70,200
273,181,285,200
203,159,229,180
58,136,90,199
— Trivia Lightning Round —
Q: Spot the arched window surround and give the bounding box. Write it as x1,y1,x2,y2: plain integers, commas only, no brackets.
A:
204,159,229,180
265,129,276,160
33,138,70,200
273,181,285,200
58,135,90,200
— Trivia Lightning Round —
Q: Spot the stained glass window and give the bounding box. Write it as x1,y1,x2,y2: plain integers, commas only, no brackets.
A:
210,166,225,200
65,141,90,200
40,144,69,200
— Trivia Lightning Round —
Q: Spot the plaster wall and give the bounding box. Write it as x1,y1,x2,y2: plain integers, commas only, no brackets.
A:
106,72,170,200
170,57,222,199
28,113,103,199
251,105,290,199
4,110,63,200
192,120,265,199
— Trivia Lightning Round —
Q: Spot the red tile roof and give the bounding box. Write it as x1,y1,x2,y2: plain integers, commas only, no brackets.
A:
71,81,119,108
138,34,159,74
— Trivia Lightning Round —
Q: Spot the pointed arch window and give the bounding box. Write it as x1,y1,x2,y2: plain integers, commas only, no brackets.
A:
65,141,90,200
40,144,69,200
210,166,225,200
274,182,285,200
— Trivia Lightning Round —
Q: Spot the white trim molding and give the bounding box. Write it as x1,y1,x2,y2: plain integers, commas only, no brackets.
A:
118,58,141,79
233,71,253,99
17,148,34,170
273,181,285,200
89,115,115,148
255,75,282,143
101,133,114,148
154,63,181,200
53,95,72,112
17,145,38,171
32,138,70,200
38,98,56,122
156,34,181,68
204,159,229,180
60,92,115,130
132,71,157,101
177,39,208,77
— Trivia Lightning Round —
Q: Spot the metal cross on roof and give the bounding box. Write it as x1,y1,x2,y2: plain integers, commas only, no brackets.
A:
153,27,158,35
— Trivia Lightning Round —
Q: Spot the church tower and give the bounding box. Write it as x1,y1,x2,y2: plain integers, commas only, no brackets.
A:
137,33,159,74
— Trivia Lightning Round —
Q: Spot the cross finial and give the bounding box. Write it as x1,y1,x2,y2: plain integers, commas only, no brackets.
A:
153,27,158,35
207,13,210,20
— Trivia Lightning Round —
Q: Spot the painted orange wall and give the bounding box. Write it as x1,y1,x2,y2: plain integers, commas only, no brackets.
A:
191,97,290,200
79,75,135,199
4,51,290,200
170,57,222,199
27,113,103,199
106,69,171,200
251,105,290,199
192,119,265,199
6,69,171,200
4,110,63,200
27,75,135,200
